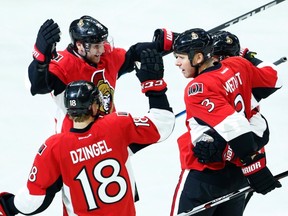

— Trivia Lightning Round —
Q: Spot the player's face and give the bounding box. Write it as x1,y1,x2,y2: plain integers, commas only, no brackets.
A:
86,42,105,64
174,53,196,78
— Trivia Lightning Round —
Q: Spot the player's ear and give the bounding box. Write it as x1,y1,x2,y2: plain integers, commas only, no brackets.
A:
92,103,99,116
193,52,204,65
76,41,85,54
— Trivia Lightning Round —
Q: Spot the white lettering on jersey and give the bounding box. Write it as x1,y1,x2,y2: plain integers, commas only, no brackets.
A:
70,140,112,164
201,99,215,112
223,72,242,94
133,116,150,127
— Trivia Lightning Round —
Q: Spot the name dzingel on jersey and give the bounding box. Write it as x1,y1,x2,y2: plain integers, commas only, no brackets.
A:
70,140,112,164
223,72,242,94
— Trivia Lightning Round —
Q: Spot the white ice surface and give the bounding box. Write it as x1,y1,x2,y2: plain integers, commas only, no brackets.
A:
0,0,287,215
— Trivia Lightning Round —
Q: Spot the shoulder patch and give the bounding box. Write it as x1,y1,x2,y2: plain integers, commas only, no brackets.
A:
188,82,204,96
116,111,129,116
38,143,47,155
52,53,64,62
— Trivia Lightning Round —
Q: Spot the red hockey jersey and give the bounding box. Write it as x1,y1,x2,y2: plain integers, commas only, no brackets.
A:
178,57,281,170
13,109,175,216
49,48,126,133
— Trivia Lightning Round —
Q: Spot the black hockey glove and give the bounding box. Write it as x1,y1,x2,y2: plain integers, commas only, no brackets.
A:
136,48,167,96
193,131,235,163
33,19,61,63
240,48,262,66
241,153,281,195
0,192,17,216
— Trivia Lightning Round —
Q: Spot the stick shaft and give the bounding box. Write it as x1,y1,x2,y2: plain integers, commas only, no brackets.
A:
208,0,286,33
177,170,288,216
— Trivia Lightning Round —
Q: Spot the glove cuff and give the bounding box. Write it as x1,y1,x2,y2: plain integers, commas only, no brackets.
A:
141,79,167,93
241,153,266,176
162,28,174,51
33,44,46,62
222,145,235,161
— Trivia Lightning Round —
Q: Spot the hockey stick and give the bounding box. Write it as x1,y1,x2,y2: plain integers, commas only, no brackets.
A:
177,170,288,216
207,0,286,33
163,0,285,58
273,56,287,65
175,56,287,118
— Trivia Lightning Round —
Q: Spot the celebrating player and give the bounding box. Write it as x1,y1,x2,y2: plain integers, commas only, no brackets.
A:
169,28,281,216
193,30,281,167
0,49,175,216
28,15,175,133
27,15,175,202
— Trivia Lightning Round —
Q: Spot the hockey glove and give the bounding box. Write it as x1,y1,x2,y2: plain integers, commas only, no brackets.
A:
152,28,179,52
193,131,235,163
33,19,61,63
136,49,167,95
240,48,262,66
0,192,16,216
241,153,281,195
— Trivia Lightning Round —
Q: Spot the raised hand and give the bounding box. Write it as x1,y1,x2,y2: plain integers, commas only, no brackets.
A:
136,49,167,95
32,19,61,63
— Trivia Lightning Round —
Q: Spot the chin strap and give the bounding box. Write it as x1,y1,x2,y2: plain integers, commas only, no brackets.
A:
188,51,206,78
190,59,203,78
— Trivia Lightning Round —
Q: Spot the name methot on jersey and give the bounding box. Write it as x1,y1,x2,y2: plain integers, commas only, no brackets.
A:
70,136,112,164
223,70,242,94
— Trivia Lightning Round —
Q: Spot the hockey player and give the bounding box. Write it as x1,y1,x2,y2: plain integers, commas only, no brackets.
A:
169,28,281,216
0,49,175,216
28,16,175,202
191,30,283,211
28,15,175,133
193,30,281,168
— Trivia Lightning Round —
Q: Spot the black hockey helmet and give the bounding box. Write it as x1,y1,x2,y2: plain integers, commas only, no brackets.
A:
173,28,213,61
64,80,102,117
212,30,240,57
69,15,108,45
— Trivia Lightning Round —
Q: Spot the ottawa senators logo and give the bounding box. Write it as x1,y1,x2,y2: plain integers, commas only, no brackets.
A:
188,82,204,96
91,69,115,116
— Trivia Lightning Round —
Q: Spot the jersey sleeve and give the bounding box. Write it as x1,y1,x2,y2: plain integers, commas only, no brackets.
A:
13,135,62,215
251,61,282,101
107,108,174,145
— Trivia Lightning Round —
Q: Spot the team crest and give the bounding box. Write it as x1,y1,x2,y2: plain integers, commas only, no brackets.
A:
188,82,204,95
91,69,115,115
191,32,199,40
77,19,84,28
225,36,233,44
